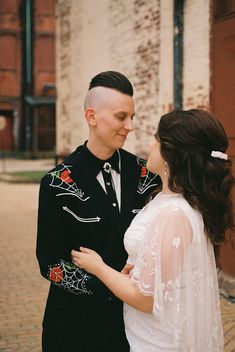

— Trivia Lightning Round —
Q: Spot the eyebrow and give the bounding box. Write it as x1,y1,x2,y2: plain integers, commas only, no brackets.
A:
114,111,135,118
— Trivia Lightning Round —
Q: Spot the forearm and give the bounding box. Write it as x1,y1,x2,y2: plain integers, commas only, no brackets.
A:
96,263,153,313
38,255,113,297
46,259,93,295
37,183,110,297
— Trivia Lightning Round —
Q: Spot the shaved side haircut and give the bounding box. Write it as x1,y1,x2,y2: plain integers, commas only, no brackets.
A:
88,71,133,97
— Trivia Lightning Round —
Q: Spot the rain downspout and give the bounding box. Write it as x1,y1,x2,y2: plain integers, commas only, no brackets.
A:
25,0,34,152
174,0,184,110
25,0,33,90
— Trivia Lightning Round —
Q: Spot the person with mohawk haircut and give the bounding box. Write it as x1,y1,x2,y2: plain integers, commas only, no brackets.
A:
36,71,160,352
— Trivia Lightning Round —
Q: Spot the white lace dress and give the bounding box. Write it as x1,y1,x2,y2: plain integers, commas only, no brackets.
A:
123,192,224,352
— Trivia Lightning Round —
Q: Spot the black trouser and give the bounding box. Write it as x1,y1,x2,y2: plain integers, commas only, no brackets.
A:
42,292,129,352
42,324,129,352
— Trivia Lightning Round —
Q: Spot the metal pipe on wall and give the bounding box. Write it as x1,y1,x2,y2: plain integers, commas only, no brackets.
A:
173,0,184,110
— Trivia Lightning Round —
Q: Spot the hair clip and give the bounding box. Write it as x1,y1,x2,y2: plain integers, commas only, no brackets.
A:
211,151,228,160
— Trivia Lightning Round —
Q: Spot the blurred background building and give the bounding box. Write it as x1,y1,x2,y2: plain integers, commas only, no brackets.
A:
0,0,234,282
0,0,56,157
55,0,235,280
56,0,235,164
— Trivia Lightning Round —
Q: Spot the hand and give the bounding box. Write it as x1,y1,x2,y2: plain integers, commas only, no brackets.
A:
121,263,134,276
71,247,104,276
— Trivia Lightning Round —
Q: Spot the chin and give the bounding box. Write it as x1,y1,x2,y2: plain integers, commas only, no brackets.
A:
146,162,156,174
115,140,125,149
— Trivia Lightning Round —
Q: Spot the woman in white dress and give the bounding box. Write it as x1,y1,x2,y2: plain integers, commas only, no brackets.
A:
72,109,234,351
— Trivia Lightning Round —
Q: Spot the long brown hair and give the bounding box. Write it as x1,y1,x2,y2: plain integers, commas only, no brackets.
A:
156,109,235,261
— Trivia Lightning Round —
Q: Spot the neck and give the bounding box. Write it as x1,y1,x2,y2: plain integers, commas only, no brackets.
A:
161,178,172,194
86,140,116,160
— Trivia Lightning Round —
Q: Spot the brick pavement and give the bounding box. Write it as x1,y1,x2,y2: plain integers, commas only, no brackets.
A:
0,181,48,352
221,297,235,352
0,180,234,351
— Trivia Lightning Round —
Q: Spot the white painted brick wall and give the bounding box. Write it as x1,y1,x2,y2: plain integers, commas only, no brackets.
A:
56,0,210,158
183,0,210,110
56,0,164,157
158,0,174,118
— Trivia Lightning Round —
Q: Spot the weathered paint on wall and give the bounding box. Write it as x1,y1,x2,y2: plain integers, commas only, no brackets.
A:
56,0,175,158
158,0,174,128
56,0,210,158
131,0,161,157
56,0,73,156
183,0,211,110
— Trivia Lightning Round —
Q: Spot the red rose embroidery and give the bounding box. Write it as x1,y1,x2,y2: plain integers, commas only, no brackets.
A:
49,266,64,283
141,166,147,177
60,170,73,183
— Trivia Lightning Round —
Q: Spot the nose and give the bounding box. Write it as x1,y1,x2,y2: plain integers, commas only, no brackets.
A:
124,118,134,132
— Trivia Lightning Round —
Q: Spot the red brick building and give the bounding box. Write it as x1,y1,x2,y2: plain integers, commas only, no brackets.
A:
0,0,56,155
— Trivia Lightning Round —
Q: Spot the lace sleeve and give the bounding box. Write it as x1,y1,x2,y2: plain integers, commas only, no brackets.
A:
131,204,193,316
128,200,223,350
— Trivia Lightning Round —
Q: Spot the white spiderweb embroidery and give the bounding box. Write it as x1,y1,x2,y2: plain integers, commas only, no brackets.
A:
48,260,93,295
49,164,90,201
137,157,159,194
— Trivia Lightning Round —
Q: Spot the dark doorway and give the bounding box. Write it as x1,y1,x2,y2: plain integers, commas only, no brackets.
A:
0,110,14,151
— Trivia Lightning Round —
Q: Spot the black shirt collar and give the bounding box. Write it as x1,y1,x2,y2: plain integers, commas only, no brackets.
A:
82,142,120,175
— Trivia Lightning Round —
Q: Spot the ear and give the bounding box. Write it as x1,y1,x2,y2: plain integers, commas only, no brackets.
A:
85,107,97,127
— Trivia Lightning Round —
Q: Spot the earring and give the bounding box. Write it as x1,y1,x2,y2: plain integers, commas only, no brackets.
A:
164,161,168,176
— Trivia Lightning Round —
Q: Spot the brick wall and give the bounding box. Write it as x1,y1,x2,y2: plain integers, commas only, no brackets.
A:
183,0,210,110
0,0,21,103
56,0,171,157
56,0,210,158
34,0,55,96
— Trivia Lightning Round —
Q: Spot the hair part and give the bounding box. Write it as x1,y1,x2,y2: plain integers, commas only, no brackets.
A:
156,109,235,262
